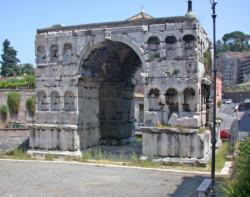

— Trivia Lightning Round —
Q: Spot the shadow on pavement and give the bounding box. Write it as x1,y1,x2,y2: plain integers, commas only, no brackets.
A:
168,176,226,197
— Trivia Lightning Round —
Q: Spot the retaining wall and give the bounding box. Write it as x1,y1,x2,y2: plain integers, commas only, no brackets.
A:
0,129,29,153
0,90,35,128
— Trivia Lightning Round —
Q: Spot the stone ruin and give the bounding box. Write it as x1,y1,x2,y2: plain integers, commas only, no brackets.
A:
28,1,215,165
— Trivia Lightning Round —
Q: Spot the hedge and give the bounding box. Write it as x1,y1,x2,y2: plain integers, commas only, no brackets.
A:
7,92,21,113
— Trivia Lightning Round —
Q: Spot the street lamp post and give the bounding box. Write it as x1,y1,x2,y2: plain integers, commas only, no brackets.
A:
209,0,217,196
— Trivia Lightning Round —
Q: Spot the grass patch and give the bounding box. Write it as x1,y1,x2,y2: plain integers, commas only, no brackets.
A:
0,143,230,174
45,153,54,161
7,148,31,160
136,138,142,143
207,142,229,173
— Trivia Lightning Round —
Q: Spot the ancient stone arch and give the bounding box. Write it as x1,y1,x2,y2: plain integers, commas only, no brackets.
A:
30,10,213,155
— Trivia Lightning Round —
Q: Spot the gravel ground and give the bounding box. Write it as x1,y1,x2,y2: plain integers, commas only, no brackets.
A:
0,160,213,197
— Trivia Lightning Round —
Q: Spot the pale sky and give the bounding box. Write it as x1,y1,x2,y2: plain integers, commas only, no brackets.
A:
0,0,249,66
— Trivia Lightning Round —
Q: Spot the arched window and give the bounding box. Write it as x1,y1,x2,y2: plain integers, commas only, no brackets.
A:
183,88,196,112
64,91,75,111
37,91,47,111
183,35,195,57
148,37,160,58
50,45,59,63
51,91,60,111
148,89,163,111
37,46,46,64
165,88,178,112
165,36,177,57
63,43,72,63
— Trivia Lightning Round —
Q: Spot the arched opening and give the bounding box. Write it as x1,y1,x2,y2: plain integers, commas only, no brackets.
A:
165,88,178,113
183,35,195,57
37,46,46,64
79,40,142,141
148,37,160,58
63,43,72,63
165,36,177,57
51,91,60,111
64,91,75,111
50,45,59,63
37,91,48,111
148,89,163,111
183,88,196,112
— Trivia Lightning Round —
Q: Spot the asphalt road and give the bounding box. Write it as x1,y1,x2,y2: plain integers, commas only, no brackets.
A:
0,141,228,196
0,160,215,197
220,103,235,116
218,103,249,139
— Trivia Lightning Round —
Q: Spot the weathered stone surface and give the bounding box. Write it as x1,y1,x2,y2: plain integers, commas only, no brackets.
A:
31,13,212,155
141,127,211,165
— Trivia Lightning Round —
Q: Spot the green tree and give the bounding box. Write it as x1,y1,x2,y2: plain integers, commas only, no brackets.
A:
220,31,250,52
0,39,20,77
20,63,35,76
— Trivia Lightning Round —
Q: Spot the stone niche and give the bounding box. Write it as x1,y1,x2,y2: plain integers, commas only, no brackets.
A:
141,127,211,166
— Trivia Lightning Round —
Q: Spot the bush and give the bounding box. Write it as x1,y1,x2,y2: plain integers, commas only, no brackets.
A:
26,95,36,115
216,117,223,121
7,92,21,113
23,75,35,89
223,137,250,196
217,100,222,108
7,78,25,84
0,104,8,115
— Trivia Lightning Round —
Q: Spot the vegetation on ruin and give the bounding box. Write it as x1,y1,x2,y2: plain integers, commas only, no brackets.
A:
7,92,21,113
173,69,180,75
156,123,171,128
222,137,250,196
0,104,8,115
26,95,36,115
198,127,210,134
203,50,212,77
151,53,160,59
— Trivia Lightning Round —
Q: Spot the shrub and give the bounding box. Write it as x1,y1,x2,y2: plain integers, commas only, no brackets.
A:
216,117,223,121
217,100,222,108
7,92,21,113
173,69,180,75
7,78,25,84
0,104,8,115
26,94,36,115
223,137,250,196
23,75,35,89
